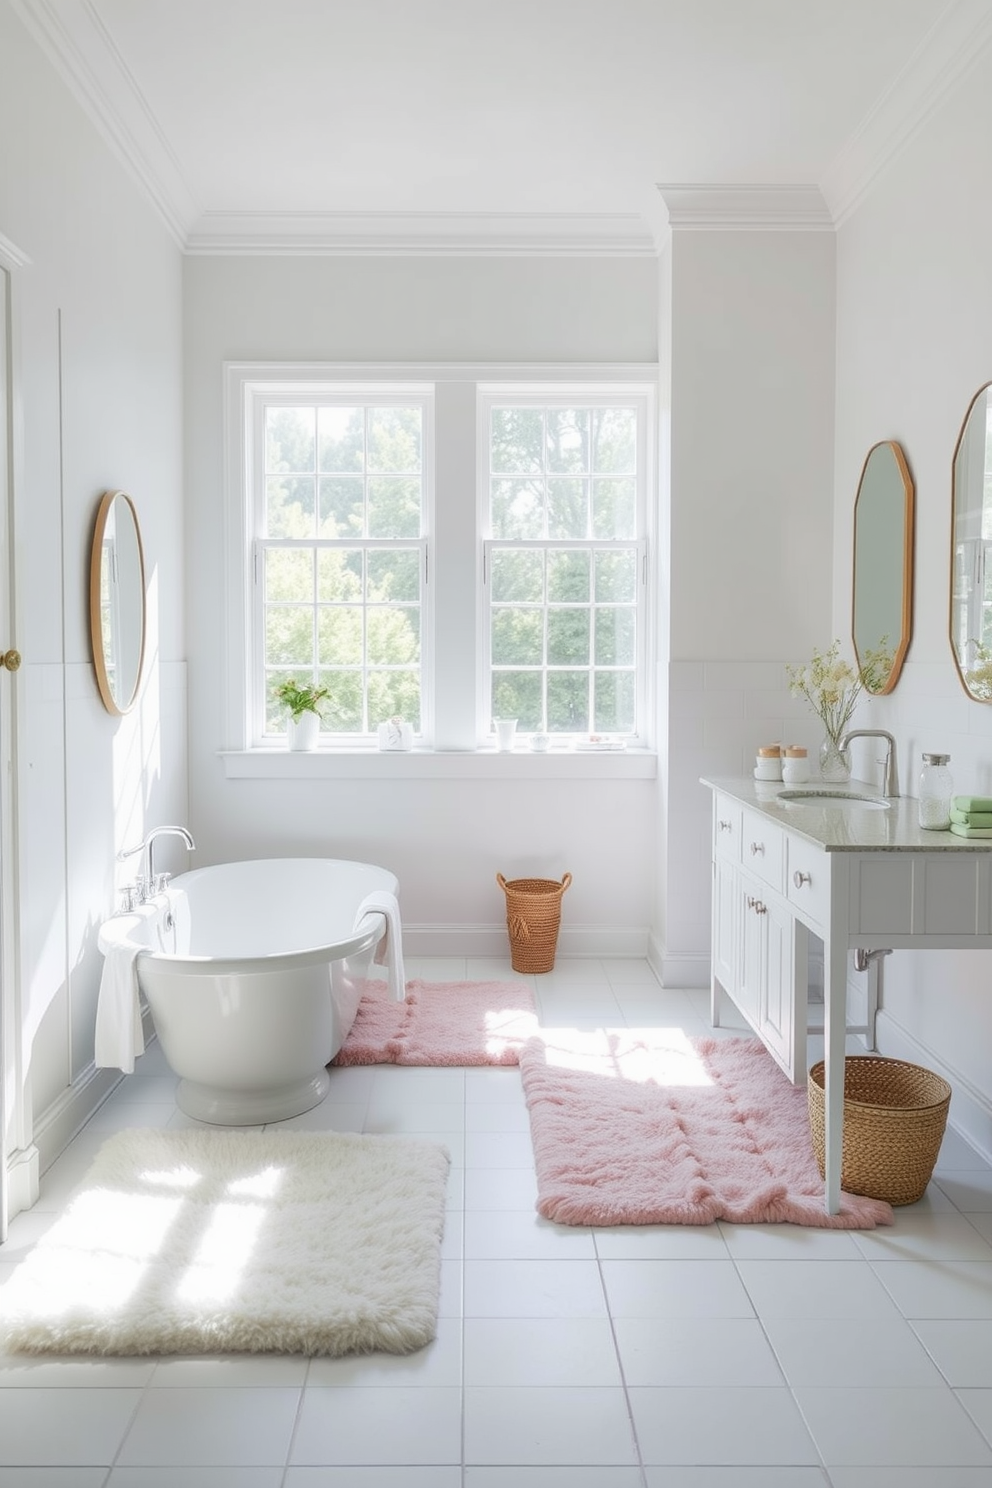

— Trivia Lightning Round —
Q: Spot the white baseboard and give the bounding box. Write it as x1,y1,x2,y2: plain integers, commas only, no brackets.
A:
25,1006,158,1201
875,1009,992,1168
31,1063,124,1181
403,923,650,959
6,1143,39,1218
647,933,710,988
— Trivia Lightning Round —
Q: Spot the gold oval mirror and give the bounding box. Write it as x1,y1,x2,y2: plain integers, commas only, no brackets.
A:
951,383,992,701
89,489,146,715
851,440,914,694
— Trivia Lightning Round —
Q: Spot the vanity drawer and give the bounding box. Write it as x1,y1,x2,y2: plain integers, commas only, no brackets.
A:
741,809,785,894
786,836,830,930
713,794,743,862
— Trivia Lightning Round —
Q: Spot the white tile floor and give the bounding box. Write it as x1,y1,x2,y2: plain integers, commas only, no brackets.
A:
2,956,992,1486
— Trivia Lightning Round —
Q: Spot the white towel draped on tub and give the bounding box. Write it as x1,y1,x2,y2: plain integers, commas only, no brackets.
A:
354,889,406,1001
95,944,145,1074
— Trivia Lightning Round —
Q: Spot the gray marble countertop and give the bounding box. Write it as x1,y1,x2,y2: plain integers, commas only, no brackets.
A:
700,776,992,853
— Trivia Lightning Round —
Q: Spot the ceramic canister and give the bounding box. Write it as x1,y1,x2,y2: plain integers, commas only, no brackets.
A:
754,745,783,781
781,746,810,784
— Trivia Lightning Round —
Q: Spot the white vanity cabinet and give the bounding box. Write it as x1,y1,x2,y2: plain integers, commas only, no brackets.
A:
710,793,812,1081
702,776,992,1214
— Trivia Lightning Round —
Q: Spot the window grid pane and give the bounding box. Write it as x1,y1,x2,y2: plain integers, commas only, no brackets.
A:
260,399,425,738
490,404,637,541
488,538,640,736
487,398,642,740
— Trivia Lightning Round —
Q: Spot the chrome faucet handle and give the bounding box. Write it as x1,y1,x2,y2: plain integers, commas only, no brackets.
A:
118,882,141,913
153,871,172,895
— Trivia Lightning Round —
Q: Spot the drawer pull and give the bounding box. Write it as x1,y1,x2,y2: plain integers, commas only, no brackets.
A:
718,820,732,831
750,841,765,856
754,901,767,915
793,870,811,888
746,895,757,909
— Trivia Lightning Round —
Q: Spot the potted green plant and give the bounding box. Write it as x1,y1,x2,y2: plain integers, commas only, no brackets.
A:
273,679,329,751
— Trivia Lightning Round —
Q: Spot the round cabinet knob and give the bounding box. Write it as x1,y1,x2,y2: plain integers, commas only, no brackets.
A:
793,870,811,888
1,649,21,672
755,901,767,915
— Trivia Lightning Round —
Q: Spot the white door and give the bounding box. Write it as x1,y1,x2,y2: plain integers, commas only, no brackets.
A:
0,262,18,1245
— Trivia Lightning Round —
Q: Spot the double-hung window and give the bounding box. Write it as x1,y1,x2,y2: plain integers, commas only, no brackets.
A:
481,389,649,742
247,387,431,745
228,366,654,758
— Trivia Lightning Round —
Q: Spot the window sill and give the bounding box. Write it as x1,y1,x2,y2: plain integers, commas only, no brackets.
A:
219,748,657,781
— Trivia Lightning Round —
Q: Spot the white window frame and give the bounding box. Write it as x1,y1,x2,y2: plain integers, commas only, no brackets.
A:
478,385,653,749
226,369,435,750
223,363,657,773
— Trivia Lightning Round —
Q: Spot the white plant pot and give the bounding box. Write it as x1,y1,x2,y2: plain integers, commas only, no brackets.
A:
287,711,321,751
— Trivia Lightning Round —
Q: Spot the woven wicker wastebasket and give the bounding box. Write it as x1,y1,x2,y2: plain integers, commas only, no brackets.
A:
497,872,572,974
808,1055,951,1206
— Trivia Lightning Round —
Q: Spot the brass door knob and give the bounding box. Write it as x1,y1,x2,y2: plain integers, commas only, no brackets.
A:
1,650,21,672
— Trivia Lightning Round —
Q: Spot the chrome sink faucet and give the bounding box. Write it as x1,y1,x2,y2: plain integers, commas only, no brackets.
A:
118,825,196,901
838,729,898,797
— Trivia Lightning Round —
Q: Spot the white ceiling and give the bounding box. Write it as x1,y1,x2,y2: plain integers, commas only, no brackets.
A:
13,0,991,252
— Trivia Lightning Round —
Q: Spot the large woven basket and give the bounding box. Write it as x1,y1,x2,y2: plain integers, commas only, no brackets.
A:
497,872,572,974
808,1055,951,1206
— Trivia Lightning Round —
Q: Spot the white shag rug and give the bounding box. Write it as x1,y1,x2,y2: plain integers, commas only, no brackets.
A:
0,1127,450,1357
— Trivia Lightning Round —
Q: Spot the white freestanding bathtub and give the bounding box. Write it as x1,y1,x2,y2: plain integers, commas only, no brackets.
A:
97,857,399,1125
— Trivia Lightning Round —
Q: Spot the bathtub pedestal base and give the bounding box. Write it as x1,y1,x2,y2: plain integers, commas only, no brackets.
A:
176,1069,331,1126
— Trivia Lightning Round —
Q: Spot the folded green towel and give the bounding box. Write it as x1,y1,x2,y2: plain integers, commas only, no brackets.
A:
949,822,992,838
952,795,992,813
950,808,992,827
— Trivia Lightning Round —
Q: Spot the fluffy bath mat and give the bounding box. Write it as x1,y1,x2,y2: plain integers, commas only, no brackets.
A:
520,1028,894,1229
333,978,538,1066
0,1127,449,1356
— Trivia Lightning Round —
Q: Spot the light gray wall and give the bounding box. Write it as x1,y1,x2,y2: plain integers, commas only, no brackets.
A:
0,2,187,1182
655,226,837,981
183,254,660,946
832,53,992,1151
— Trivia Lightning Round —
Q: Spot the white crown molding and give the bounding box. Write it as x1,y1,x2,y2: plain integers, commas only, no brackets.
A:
655,184,833,235
185,210,659,258
14,0,990,255
820,0,992,224
10,0,199,248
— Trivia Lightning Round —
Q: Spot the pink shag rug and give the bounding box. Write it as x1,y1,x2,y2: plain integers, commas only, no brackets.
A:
519,1027,894,1229
333,979,538,1067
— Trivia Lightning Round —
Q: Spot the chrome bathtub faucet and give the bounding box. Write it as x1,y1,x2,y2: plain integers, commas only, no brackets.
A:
117,825,196,902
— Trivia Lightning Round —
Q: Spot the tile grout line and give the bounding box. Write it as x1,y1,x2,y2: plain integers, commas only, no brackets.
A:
591,1228,650,1485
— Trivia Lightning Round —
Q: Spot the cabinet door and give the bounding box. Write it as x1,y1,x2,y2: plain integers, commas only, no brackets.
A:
712,855,739,996
757,896,796,1071
738,886,764,1026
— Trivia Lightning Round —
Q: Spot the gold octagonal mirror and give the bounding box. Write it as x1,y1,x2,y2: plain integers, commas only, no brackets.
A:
852,440,915,694
951,382,992,701
89,489,146,716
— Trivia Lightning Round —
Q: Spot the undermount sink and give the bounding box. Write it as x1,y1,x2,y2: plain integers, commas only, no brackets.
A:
776,788,891,810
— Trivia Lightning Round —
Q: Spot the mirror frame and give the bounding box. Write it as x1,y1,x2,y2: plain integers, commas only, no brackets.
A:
950,381,992,702
88,489,147,716
851,439,915,695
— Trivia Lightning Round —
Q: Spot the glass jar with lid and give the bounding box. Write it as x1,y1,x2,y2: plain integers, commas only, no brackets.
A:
918,753,953,830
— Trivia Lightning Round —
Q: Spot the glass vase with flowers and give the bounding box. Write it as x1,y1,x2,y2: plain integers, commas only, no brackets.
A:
786,640,893,784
